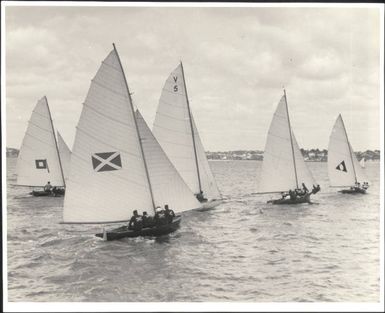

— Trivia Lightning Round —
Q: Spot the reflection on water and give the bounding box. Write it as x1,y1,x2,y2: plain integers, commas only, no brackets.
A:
7,158,380,301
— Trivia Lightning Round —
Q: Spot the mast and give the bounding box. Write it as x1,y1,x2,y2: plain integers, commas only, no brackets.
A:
112,43,156,213
46,96,66,188
180,61,202,194
340,115,358,184
283,89,299,189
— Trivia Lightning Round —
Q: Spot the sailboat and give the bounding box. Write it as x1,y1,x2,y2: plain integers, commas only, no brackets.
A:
257,90,318,204
152,62,222,209
327,114,369,194
62,44,200,240
15,96,66,196
57,131,72,183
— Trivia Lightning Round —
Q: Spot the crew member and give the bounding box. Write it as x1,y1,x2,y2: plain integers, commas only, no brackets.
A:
129,210,143,231
164,204,175,223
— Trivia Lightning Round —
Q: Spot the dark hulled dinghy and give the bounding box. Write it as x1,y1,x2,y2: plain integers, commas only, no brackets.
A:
15,96,67,197
256,90,318,205
31,188,65,197
267,193,311,205
328,114,370,195
96,215,182,241
62,44,201,240
153,62,223,210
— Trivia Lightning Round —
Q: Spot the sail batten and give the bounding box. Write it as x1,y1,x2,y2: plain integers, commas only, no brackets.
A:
257,94,316,193
153,63,221,200
16,97,65,187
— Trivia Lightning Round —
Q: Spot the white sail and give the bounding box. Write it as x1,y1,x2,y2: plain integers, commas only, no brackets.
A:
152,63,220,200
57,131,71,183
257,94,316,193
328,114,368,187
63,48,153,224
135,110,201,213
359,157,365,168
192,116,221,200
16,96,65,187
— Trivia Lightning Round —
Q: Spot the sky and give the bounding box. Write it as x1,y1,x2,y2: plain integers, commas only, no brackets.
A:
4,4,383,151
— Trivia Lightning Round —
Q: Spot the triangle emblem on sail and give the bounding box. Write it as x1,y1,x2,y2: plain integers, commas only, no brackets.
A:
91,152,122,172
336,160,347,172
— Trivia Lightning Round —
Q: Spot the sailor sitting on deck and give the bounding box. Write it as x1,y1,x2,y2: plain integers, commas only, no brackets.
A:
362,182,369,190
289,189,297,200
129,210,143,231
281,192,289,199
44,181,53,192
142,211,154,228
155,207,168,226
164,204,175,223
196,191,207,202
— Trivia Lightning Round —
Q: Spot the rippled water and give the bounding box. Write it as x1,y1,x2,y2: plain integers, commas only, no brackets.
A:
6,157,380,302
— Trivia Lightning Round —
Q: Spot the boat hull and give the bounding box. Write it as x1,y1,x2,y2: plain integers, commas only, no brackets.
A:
339,188,366,194
95,215,182,241
198,199,222,211
30,189,65,197
267,193,311,205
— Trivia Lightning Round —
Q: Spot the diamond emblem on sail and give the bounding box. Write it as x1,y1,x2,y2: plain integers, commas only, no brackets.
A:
35,159,48,169
336,160,347,172
91,152,122,172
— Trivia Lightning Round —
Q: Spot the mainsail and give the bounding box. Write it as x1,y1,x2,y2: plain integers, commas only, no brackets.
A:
328,114,368,187
63,46,154,224
257,92,316,193
57,131,72,183
16,96,65,187
135,110,201,213
152,63,221,200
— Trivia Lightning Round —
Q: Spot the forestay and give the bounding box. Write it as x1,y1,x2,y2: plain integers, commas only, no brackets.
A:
257,95,316,193
152,63,220,200
136,110,201,213
16,96,65,187
63,49,153,224
57,131,72,183
328,115,368,187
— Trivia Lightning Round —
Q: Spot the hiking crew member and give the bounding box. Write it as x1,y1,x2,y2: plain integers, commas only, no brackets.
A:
142,211,154,228
129,210,143,231
164,204,175,223
155,207,167,226
44,181,53,192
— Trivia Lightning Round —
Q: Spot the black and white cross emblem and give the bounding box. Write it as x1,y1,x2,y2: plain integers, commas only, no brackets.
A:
91,152,122,172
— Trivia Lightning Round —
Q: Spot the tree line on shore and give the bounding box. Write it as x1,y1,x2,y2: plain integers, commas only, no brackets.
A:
6,147,380,162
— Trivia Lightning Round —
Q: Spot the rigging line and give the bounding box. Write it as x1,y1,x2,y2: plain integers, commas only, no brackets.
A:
180,61,203,193
284,89,299,189
339,116,357,183
46,97,66,188
113,43,156,213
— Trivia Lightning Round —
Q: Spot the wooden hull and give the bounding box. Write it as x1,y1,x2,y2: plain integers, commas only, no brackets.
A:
339,188,366,194
30,189,65,197
267,193,311,205
95,215,181,241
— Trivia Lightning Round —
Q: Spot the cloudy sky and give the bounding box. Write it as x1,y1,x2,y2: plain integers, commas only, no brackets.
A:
4,4,382,151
